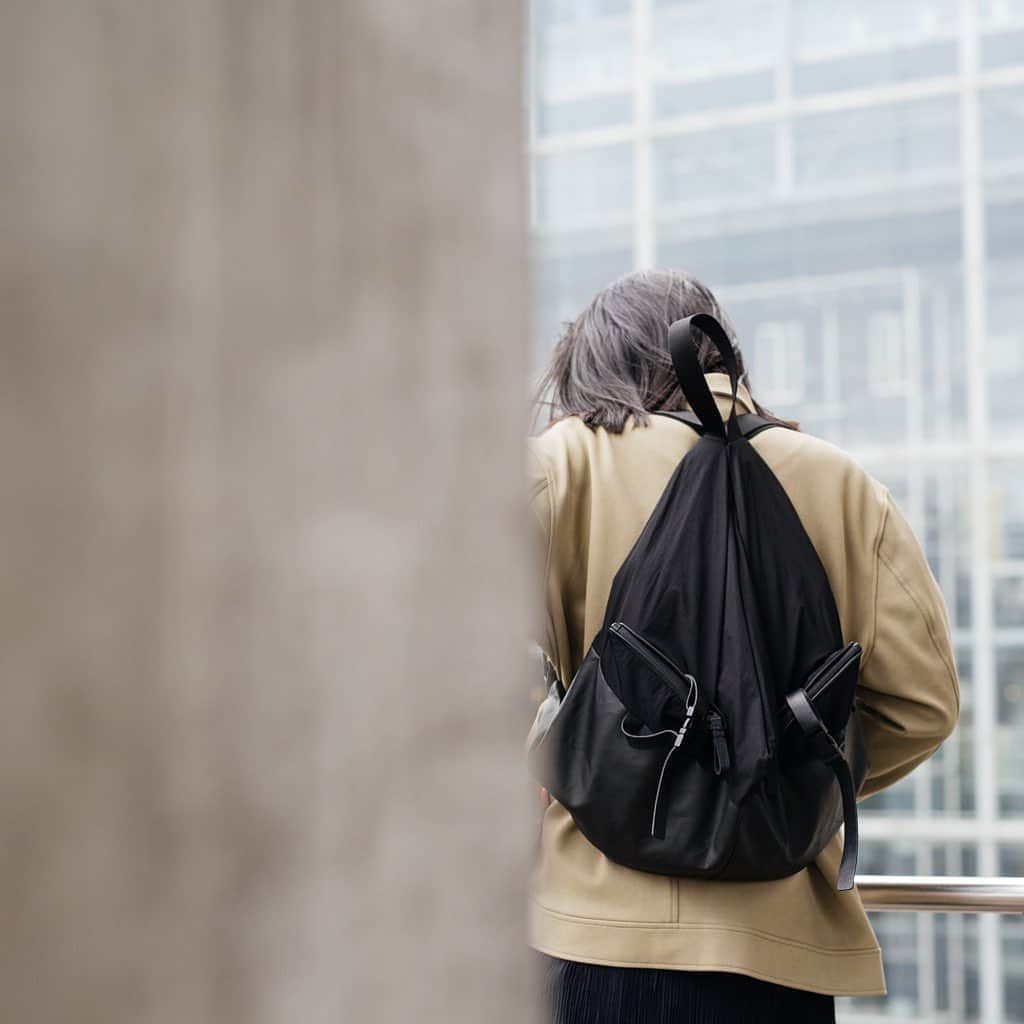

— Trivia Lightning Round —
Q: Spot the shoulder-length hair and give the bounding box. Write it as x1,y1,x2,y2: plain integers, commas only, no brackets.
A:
535,269,797,434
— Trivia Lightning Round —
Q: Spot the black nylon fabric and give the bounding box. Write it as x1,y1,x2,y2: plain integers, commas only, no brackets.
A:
529,313,868,887
597,426,792,804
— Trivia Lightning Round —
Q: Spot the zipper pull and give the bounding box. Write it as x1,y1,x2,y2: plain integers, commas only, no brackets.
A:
674,713,694,747
664,674,699,749
708,711,731,775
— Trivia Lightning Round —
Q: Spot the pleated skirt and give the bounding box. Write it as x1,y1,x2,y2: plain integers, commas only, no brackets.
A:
540,955,836,1024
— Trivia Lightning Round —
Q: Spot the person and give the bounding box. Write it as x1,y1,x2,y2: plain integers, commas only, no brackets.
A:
527,269,960,1023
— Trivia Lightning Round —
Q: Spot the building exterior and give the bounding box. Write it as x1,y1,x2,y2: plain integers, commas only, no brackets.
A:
528,2,1024,1020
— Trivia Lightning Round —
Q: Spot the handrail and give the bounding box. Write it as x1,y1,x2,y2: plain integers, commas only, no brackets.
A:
856,875,1024,914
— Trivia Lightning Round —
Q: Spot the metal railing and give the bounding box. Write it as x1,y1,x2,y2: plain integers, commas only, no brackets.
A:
857,876,1024,914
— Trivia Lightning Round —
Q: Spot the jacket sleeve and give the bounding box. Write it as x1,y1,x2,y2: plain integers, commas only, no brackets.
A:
527,441,557,665
856,491,961,799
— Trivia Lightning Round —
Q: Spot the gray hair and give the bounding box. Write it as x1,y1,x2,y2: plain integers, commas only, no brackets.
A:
535,269,792,434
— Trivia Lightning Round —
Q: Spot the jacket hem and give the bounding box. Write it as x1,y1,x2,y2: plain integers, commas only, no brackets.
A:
530,901,886,997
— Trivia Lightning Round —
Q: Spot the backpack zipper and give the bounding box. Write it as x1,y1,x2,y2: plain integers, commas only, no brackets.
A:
609,621,729,773
608,621,696,706
779,641,862,732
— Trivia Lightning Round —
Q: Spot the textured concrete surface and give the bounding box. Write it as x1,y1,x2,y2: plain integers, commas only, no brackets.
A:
1,3,532,1021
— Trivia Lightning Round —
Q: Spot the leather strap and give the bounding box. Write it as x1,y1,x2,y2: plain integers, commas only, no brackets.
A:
667,314,742,443
785,688,859,892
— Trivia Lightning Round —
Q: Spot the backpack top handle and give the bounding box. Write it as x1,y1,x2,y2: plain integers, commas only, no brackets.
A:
668,313,742,442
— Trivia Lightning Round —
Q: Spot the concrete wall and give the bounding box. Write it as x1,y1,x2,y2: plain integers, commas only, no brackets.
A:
0,3,531,1021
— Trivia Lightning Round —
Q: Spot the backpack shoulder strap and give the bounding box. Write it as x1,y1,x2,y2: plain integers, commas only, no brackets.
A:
655,409,778,441
735,413,777,440
668,314,743,442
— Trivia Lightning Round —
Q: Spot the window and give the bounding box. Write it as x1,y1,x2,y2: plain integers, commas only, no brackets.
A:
534,144,634,228
753,320,806,404
867,310,908,398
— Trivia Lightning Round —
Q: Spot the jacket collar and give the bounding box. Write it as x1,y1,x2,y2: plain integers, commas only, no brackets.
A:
688,372,756,417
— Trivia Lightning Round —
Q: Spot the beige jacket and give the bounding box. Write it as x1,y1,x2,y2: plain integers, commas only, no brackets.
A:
526,374,960,996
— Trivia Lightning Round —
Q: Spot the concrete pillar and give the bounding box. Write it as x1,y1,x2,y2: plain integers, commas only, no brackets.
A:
0,3,531,1022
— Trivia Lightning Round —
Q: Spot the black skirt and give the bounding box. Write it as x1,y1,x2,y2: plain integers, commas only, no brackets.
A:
541,955,836,1024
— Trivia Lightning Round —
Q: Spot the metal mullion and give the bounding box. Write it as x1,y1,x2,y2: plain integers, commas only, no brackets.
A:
774,0,794,200
632,0,654,269
960,2,1003,1019
820,304,842,443
903,271,935,939
530,63,1024,159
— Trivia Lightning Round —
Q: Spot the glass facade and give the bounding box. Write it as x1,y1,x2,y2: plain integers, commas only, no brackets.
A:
528,1,1024,1020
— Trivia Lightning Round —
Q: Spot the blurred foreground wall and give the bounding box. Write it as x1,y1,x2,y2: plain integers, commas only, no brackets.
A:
0,3,531,1021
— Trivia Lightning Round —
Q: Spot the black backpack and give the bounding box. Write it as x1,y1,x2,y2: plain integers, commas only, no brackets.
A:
529,313,869,891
